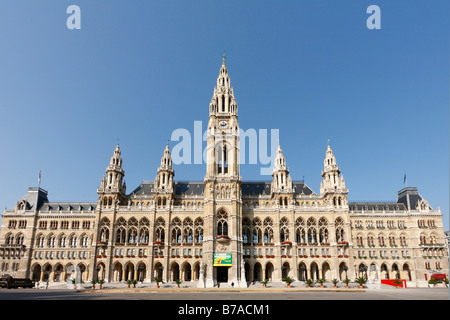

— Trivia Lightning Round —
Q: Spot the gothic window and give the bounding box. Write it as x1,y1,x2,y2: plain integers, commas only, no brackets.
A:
252,217,262,243
116,227,126,244
279,217,289,242
171,217,182,244
243,217,251,244
307,217,317,244
295,217,306,244
58,234,67,248
400,235,407,246
128,227,138,244
318,217,329,244
81,235,89,247
367,235,374,246
389,235,396,246
47,234,56,248
216,140,230,175
217,210,228,236
183,218,193,244
138,218,150,244
263,217,273,244
430,234,437,244
36,234,44,248
356,235,363,246
194,218,203,244
154,217,165,243
5,233,14,245
69,234,78,247
335,217,345,243
99,217,110,243
15,233,24,245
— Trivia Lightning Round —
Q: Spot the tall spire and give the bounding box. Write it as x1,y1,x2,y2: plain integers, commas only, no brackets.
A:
320,143,348,204
209,54,237,116
104,144,125,191
97,143,126,206
205,55,240,180
271,144,293,192
154,144,174,190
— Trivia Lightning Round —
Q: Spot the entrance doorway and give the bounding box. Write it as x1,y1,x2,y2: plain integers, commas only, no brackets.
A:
217,267,228,283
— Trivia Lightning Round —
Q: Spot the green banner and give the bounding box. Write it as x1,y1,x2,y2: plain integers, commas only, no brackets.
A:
213,253,232,266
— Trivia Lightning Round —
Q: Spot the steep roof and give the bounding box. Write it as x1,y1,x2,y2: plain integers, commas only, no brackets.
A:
129,180,315,197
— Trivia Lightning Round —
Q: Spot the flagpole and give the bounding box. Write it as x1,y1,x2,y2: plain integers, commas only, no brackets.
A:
404,171,407,188
404,171,410,211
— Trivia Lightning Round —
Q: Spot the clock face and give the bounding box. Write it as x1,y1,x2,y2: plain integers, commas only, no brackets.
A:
218,120,228,129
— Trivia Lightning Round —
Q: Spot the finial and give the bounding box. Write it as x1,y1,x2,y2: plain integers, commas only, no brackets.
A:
327,139,330,146
222,50,226,64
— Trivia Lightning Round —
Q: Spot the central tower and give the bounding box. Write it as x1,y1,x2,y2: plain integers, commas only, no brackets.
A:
202,55,245,287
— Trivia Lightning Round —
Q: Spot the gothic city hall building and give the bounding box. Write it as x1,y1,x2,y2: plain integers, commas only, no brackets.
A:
0,58,448,288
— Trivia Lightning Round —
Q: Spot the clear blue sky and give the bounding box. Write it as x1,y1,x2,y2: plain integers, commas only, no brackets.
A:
0,1,448,229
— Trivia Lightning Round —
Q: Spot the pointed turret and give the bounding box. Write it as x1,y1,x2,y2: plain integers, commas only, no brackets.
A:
271,145,293,191
152,144,175,208
209,53,238,116
154,144,174,190
271,145,294,206
97,144,126,207
105,144,125,191
320,142,348,207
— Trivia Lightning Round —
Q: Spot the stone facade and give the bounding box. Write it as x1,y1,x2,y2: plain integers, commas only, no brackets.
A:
0,58,448,288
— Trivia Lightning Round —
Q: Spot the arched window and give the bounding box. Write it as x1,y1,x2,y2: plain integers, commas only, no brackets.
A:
183,218,193,244
194,218,203,244
335,217,345,242
263,217,273,244
243,218,251,244
171,218,182,244
295,217,306,244
280,217,289,242
318,217,329,244
307,217,317,244
217,210,228,236
154,217,165,243
47,235,56,247
252,218,262,244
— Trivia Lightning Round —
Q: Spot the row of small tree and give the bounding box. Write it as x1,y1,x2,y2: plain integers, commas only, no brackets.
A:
261,277,370,288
